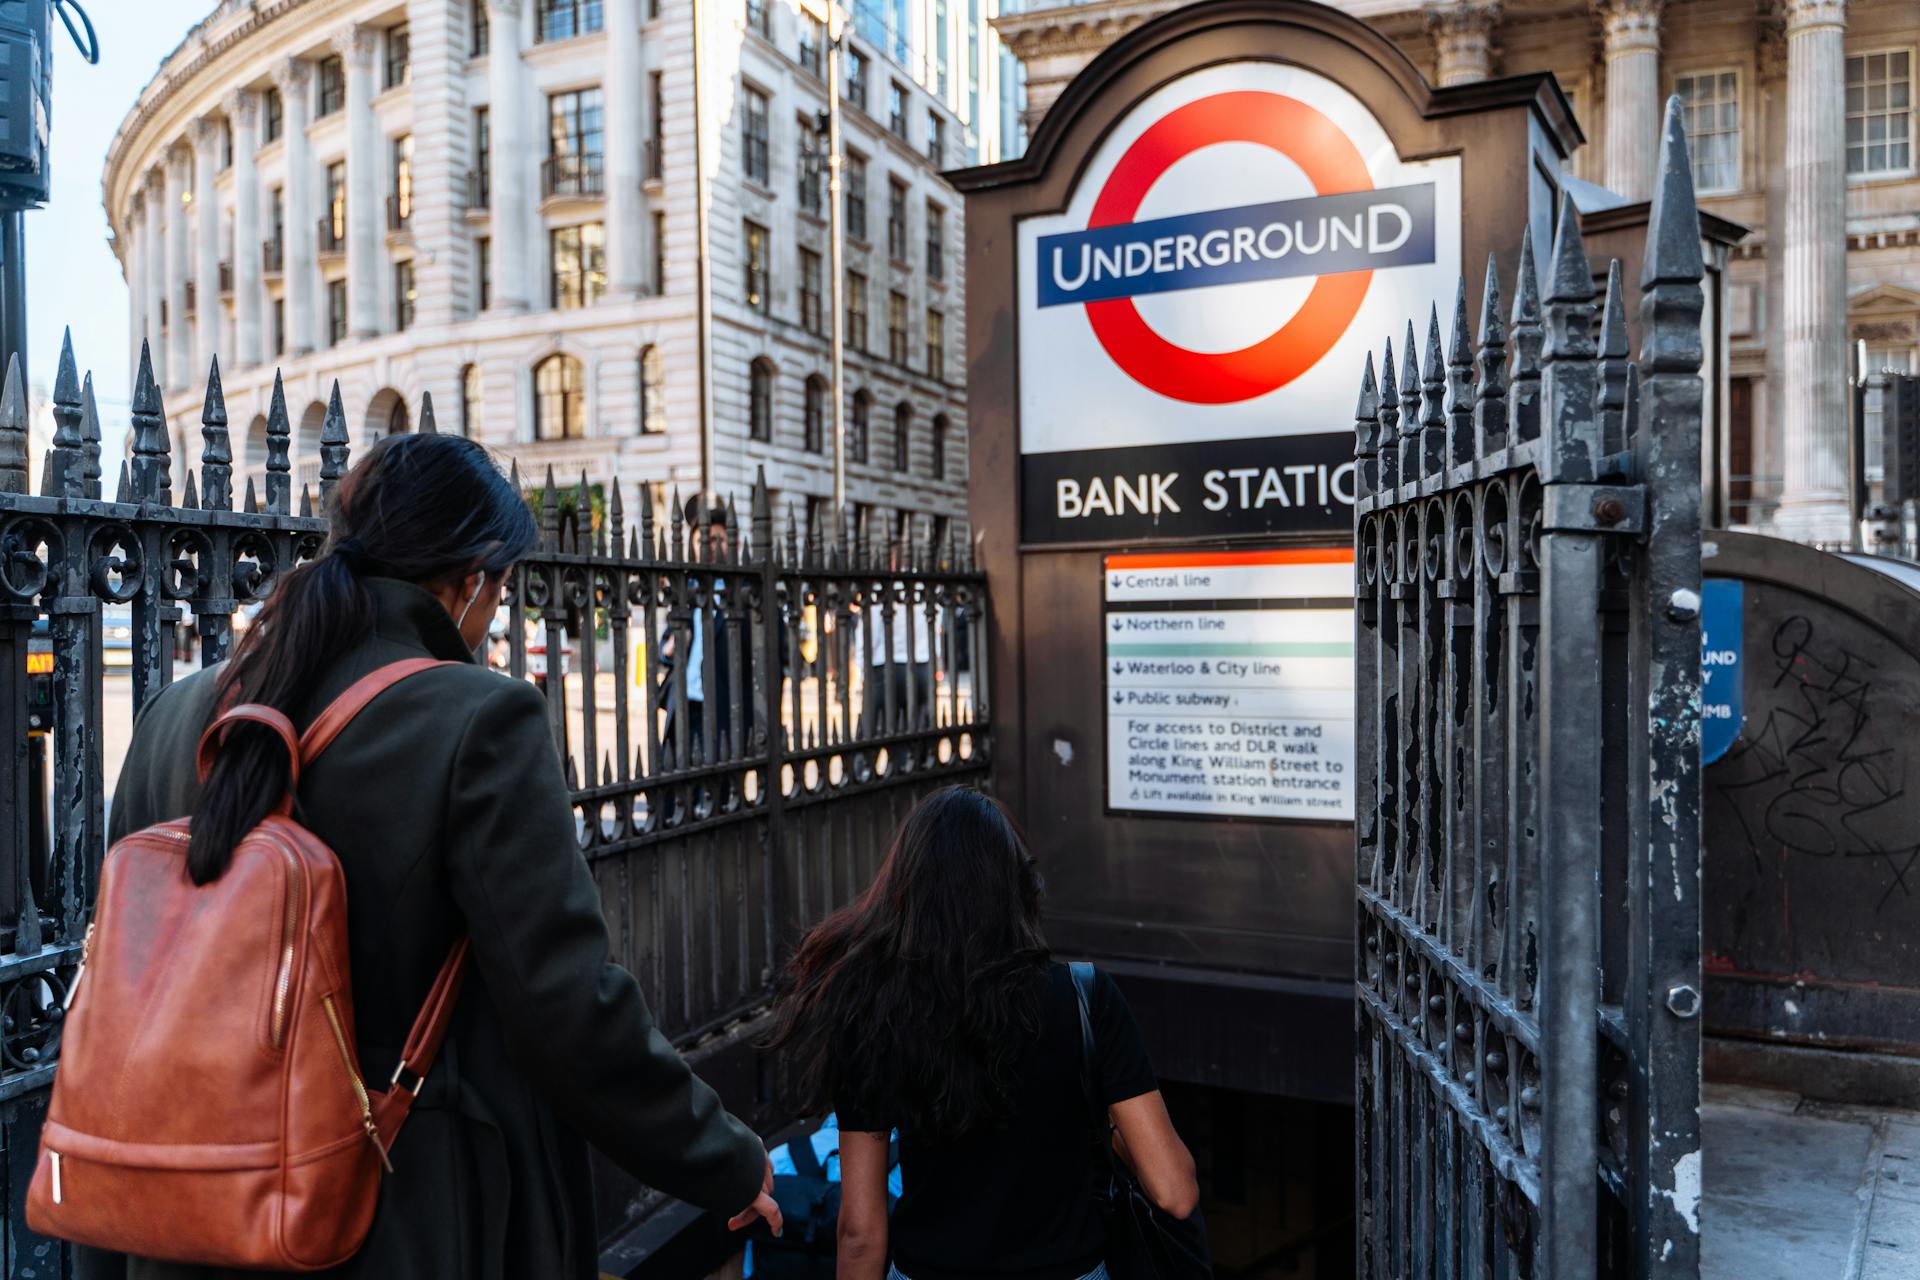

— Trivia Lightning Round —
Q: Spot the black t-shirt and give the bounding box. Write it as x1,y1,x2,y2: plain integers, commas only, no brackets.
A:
838,963,1157,1280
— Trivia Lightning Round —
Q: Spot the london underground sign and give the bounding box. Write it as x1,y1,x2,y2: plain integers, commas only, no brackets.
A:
1018,62,1462,542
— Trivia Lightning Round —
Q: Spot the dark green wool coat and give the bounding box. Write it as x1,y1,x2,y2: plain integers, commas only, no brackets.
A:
78,578,766,1280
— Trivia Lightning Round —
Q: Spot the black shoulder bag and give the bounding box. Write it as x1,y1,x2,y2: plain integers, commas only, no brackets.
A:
1069,962,1213,1280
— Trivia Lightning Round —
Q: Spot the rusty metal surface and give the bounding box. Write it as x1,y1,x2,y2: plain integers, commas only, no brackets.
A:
1353,99,1707,1278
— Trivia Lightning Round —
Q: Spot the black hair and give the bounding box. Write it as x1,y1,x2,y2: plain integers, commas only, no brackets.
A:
764,786,1051,1141
188,432,537,885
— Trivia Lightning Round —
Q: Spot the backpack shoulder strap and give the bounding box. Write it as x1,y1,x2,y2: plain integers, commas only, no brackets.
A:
1068,962,1101,1122
301,658,456,764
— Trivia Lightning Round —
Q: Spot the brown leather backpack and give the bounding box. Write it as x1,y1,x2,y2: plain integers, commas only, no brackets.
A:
27,659,471,1270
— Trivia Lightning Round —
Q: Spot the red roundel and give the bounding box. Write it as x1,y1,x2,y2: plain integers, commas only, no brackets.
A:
1085,91,1376,405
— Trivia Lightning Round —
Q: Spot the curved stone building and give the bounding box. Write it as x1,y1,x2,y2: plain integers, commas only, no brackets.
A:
104,0,981,541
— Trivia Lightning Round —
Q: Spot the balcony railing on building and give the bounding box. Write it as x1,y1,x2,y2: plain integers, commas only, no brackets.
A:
262,236,284,277
317,216,346,256
217,261,234,296
643,138,664,182
182,280,197,317
542,154,605,200
464,168,489,212
888,217,908,263
386,193,412,234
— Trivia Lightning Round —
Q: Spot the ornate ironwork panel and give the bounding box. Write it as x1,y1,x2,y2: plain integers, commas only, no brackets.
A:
0,337,988,1274
1354,98,1706,1278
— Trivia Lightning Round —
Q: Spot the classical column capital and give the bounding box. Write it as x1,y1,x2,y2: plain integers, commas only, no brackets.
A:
188,115,222,157
222,88,260,133
1425,1,1502,86
145,165,167,197
1595,0,1662,54
1783,0,1846,36
330,23,379,67
270,56,311,95
165,142,192,185
487,0,524,18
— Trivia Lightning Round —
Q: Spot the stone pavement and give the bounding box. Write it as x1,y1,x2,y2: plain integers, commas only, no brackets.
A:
1703,1083,1920,1279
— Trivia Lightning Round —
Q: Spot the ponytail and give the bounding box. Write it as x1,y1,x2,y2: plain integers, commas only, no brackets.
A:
187,433,537,885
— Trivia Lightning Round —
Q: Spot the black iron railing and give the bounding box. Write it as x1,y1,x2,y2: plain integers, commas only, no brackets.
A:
543,154,606,199
0,335,989,1272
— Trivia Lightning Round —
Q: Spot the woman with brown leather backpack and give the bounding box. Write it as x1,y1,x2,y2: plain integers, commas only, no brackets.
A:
73,433,781,1278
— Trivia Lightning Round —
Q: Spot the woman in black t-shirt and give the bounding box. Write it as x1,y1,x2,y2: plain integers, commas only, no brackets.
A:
766,787,1198,1280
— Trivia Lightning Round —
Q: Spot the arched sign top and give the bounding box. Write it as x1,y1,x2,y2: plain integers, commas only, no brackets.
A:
1014,61,1462,542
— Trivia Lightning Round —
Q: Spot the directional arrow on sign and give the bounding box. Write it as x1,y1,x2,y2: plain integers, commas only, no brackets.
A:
1111,618,1123,632
1112,692,1124,705
1112,662,1123,676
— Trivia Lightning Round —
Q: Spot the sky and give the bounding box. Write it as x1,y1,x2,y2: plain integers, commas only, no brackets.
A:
29,0,211,434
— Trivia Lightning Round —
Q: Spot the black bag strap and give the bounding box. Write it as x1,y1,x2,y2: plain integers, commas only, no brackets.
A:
1068,961,1104,1129
787,1130,825,1181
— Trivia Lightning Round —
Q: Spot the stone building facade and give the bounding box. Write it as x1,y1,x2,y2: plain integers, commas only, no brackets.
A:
103,0,983,546
994,0,1920,542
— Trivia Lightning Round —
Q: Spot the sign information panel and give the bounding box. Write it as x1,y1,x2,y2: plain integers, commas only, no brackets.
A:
1104,550,1354,820
1018,61,1461,544
1701,577,1743,765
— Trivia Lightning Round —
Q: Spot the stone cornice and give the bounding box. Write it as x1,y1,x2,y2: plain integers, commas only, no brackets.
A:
992,0,1185,60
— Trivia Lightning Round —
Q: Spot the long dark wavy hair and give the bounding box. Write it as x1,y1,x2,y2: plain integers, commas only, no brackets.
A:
189,432,537,885
765,786,1051,1141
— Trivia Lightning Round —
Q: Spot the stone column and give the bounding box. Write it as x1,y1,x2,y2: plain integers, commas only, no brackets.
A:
1774,0,1851,541
125,195,145,378
144,170,168,384
486,0,531,312
274,58,317,356
1599,0,1662,201
604,0,645,298
1425,1,1501,87
190,118,222,373
165,144,192,391
225,90,263,369
406,0,465,329
337,25,382,337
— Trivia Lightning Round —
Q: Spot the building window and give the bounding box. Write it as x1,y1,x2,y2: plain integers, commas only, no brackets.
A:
327,279,348,345
477,236,492,310
743,87,770,184
926,110,944,165
538,0,604,43
550,223,607,308
888,290,908,364
887,179,908,260
744,220,770,312
387,400,411,436
394,260,417,330
799,13,824,77
847,48,869,111
640,344,665,433
317,56,345,117
798,115,823,213
534,353,587,440
220,121,233,170
804,375,826,453
934,0,949,94
746,0,769,38
749,357,775,441
1675,70,1739,194
850,389,870,464
471,0,490,56
263,88,283,143
847,270,868,353
652,210,666,293
649,71,665,179
461,363,482,437
931,413,947,480
845,152,868,240
926,202,945,280
892,401,911,471
390,134,414,228
547,88,606,195
474,108,491,206
385,22,411,89
325,161,347,248
799,247,823,334
269,187,285,262
888,82,907,138
272,297,286,356
926,308,944,379
1847,50,1914,177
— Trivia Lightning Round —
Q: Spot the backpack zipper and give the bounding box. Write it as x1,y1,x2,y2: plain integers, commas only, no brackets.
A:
321,994,393,1173
264,836,303,1049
